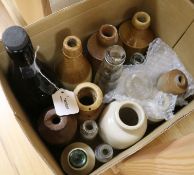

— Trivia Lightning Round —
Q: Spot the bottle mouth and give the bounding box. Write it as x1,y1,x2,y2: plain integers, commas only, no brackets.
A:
132,11,151,30
99,144,113,159
98,24,118,46
77,87,97,107
115,101,145,130
44,109,66,131
105,45,126,65
68,148,88,169
82,120,98,133
175,74,187,87
74,82,103,111
63,35,82,58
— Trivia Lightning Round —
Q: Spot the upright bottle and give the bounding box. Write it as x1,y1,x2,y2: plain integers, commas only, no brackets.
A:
119,11,154,58
2,26,60,117
94,45,126,94
87,24,119,74
56,35,92,91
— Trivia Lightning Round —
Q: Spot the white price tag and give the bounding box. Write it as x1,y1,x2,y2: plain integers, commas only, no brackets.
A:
52,88,79,116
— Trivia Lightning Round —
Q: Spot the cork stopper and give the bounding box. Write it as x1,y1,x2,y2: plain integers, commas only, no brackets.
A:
97,24,118,46
63,36,82,58
132,11,151,30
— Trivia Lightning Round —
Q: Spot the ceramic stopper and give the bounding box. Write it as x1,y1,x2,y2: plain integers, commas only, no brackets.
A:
157,69,188,95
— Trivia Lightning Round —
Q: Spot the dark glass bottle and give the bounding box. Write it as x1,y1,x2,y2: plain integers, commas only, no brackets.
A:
2,26,60,119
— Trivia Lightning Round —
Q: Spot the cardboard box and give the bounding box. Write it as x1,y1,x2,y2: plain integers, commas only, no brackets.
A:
0,0,194,174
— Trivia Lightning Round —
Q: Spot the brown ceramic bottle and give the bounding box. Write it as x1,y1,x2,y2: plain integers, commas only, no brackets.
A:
74,82,103,123
87,24,119,74
56,36,92,90
119,11,154,58
38,108,77,146
157,69,188,95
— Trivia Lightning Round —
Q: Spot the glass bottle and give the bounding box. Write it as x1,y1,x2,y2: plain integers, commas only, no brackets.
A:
80,120,98,140
95,144,113,163
2,26,60,118
94,45,126,94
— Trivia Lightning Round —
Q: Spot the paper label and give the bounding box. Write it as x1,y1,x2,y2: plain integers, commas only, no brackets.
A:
52,88,79,116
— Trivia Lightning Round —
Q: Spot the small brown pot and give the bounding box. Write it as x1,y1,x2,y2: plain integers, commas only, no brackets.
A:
38,108,77,146
119,11,154,59
87,24,119,74
56,35,92,90
157,69,188,95
74,82,103,122
61,142,95,175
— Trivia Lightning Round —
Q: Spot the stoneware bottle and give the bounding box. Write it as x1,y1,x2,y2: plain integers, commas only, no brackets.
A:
38,108,77,146
80,120,99,140
56,35,92,90
61,142,95,175
74,82,103,122
99,101,147,149
119,11,154,58
157,69,188,95
87,24,119,74
95,144,113,163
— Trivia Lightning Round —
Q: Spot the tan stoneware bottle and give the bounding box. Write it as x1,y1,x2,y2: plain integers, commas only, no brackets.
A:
119,11,154,58
74,82,103,123
56,35,92,90
87,24,119,74
157,69,188,95
38,108,77,146
61,142,95,175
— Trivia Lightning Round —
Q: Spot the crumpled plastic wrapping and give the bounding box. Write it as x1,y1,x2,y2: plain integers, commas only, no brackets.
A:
104,38,194,121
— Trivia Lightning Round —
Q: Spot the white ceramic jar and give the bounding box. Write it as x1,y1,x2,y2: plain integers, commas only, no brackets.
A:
99,101,147,149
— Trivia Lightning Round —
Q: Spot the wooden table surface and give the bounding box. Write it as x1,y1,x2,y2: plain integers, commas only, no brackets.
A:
0,77,194,175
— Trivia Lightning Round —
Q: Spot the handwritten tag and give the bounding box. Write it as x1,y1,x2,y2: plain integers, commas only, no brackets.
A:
52,89,79,116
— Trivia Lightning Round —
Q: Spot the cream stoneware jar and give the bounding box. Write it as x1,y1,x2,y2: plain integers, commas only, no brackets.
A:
99,101,147,149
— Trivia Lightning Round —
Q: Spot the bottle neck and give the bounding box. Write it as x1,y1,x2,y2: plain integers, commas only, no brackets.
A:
7,41,34,67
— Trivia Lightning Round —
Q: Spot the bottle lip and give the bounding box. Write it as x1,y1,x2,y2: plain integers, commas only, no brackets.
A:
2,26,30,51
115,101,146,131
97,24,118,46
43,108,67,131
68,148,88,170
105,45,126,66
74,82,103,112
62,35,82,58
131,11,151,30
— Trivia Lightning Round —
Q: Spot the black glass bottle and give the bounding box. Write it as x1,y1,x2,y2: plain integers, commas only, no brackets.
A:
2,26,60,119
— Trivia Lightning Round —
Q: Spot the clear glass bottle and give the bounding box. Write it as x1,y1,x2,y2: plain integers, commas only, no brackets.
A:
95,144,113,163
2,26,60,118
94,45,126,94
80,120,98,140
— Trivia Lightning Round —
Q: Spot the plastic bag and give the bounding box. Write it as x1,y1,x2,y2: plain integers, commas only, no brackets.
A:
104,38,194,121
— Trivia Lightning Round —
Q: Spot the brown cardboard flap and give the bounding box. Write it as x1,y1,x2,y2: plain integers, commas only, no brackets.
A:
141,0,194,47
174,21,194,77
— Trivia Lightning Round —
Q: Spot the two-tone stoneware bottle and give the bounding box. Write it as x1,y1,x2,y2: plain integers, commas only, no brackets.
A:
119,11,154,59
87,24,119,74
56,36,92,90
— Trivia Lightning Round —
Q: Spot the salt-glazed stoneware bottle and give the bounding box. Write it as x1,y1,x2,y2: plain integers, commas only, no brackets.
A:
119,11,154,58
56,35,92,90
38,108,77,146
61,142,95,175
157,69,188,95
74,82,103,123
87,24,119,74
99,101,147,149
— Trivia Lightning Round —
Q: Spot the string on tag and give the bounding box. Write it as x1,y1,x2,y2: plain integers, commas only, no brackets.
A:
34,46,60,91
